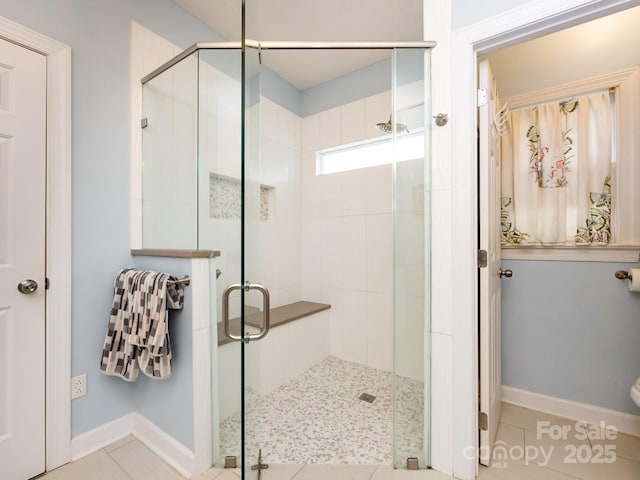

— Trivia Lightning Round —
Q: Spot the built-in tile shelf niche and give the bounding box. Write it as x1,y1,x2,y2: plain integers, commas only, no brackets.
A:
209,173,274,221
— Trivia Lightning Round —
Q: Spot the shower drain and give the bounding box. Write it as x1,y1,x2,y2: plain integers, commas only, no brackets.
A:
359,393,376,403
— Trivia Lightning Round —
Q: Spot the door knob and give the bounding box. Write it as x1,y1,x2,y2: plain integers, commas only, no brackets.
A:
17,279,38,294
498,269,513,278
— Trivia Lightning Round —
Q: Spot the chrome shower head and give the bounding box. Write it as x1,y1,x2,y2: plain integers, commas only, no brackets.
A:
375,115,409,134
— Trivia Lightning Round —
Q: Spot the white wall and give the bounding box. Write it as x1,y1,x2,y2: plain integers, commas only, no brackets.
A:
299,89,429,378
255,98,304,308
452,0,531,29
301,91,393,371
135,28,199,250
204,97,304,320
487,5,640,98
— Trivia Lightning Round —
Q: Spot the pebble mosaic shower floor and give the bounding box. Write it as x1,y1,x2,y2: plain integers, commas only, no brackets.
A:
218,356,424,466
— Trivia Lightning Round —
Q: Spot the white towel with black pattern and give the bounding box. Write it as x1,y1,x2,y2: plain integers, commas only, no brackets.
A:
100,268,184,381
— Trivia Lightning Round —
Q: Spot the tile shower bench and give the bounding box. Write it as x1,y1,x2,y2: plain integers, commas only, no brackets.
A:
217,300,331,346
216,301,332,420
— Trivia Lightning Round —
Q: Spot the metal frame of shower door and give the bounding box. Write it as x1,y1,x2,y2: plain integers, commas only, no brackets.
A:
140,40,437,85
140,41,241,84
243,39,437,49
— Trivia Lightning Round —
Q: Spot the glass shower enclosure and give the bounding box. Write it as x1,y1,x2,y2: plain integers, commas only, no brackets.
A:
141,39,433,476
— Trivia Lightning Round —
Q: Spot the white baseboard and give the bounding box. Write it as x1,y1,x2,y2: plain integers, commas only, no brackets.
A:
70,413,195,479
502,385,640,437
132,413,194,479
70,413,135,461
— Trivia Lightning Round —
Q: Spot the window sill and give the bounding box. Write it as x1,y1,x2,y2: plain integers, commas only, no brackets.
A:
501,245,640,262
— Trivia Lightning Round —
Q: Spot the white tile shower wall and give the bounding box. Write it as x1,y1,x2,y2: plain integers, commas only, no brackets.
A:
136,36,305,314
301,90,426,375
142,54,199,249
218,310,331,418
394,156,427,382
197,58,242,320
196,82,303,319
217,342,241,421
130,23,190,249
129,22,180,248
257,98,303,309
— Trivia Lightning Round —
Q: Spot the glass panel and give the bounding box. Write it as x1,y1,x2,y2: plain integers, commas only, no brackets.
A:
242,45,264,477
141,52,198,249
197,50,242,251
392,48,431,469
195,48,243,467
175,41,432,475
139,41,431,474
241,46,430,472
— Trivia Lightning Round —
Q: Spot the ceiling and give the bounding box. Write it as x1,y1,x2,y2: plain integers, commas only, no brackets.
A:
172,0,424,90
487,5,640,98
170,2,640,95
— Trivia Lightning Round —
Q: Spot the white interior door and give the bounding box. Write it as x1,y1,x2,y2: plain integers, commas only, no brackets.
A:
0,39,47,479
478,58,503,467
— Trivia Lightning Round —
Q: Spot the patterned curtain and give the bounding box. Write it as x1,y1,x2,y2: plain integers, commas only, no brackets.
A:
501,91,612,245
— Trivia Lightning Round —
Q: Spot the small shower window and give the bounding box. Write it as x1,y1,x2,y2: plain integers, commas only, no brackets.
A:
316,131,424,175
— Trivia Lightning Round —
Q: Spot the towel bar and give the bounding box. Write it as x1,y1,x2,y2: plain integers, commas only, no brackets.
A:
168,275,190,286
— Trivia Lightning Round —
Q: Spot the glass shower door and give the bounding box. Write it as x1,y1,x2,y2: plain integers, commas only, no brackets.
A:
139,35,432,475
141,50,199,249
217,43,269,475
239,45,270,478
392,47,431,469
237,44,432,474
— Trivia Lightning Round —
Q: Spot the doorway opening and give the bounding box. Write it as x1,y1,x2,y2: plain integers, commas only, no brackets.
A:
476,2,640,475
0,17,72,476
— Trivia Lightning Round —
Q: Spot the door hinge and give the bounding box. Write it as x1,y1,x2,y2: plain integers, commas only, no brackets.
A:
478,249,488,268
479,411,488,431
141,117,148,128
251,448,269,480
477,88,487,107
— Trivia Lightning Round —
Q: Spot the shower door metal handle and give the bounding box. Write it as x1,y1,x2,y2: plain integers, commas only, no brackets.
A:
222,282,271,343
245,283,270,342
222,283,243,341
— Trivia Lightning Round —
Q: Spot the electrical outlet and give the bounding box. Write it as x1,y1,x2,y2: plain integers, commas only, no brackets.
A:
71,374,87,399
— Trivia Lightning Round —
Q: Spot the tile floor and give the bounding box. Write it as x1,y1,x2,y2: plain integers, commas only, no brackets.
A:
38,435,184,480
476,402,640,480
219,356,424,466
40,403,640,480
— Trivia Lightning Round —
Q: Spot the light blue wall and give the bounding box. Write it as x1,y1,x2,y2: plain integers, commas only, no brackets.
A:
130,257,194,450
300,53,426,117
301,58,391,117
451,0,532,29
262,67,302,116
502,260,640,414
0,0,219,440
